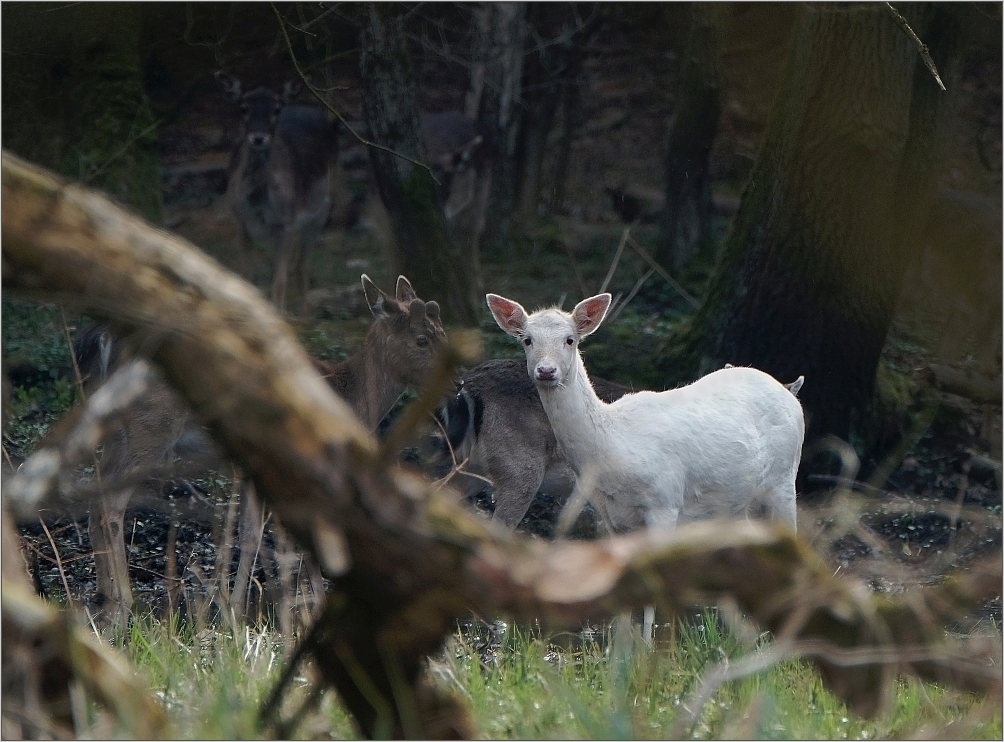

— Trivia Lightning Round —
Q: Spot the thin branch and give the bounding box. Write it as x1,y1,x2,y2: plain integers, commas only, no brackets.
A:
626,234,701,310
884,2,946,91
38,517,74,609
599,227,630,295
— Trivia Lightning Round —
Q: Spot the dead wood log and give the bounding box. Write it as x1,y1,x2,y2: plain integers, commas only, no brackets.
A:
3,150,1000,737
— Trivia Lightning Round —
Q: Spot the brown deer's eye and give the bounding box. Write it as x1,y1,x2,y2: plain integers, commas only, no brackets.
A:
523,337,532,347
566,336,575,345
416,335,429,348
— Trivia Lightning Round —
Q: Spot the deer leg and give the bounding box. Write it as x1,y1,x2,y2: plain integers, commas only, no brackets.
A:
232,479,265,619
89,487,134,630
270,228,298,312
488,455,548,528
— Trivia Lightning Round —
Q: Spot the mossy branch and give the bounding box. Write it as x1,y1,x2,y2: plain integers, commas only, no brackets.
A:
3,151,999,737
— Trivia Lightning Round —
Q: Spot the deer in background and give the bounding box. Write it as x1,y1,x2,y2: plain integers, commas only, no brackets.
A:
215,71,338,313
76,275,445,628
487,292,804,533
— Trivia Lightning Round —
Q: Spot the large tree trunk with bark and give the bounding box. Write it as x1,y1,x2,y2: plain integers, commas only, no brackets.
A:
359,4,479,326
658,3,725,273
662,4,945,446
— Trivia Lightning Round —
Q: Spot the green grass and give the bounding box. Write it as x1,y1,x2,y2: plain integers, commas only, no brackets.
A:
119,613,358,739
102,610,999,739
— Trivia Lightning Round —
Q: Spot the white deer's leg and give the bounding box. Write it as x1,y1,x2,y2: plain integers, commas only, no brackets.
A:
642,605,655,647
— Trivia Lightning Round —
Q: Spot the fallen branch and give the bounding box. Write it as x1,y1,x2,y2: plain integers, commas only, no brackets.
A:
3,151,1000,738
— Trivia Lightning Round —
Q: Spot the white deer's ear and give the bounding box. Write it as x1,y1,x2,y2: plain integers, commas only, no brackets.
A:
486,294,528,336
571,294,611,337
362,274,397,318
396,275,418,303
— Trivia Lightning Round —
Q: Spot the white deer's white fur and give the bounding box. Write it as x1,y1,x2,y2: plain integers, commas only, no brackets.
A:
486,292,803,532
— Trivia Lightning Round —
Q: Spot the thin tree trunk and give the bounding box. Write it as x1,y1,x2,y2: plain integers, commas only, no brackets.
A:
659,3,724,273
359,4,479,326
471,2,527,256
513,4,598,223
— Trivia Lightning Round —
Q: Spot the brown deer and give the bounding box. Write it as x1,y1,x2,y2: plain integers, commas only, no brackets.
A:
436,359,631,529
78,275,445,628
215,71,338,313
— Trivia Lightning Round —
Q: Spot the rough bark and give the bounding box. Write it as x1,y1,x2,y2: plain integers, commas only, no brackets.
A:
661,4,938,443
5,152,1000,736
659,3,725,272
513,4,598,223
359,4,479,326
470,2,528,256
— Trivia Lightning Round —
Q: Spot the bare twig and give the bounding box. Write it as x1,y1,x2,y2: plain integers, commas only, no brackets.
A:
599,227,630,295
884,3,946,91
625,235,701,310
60,308,87,402
38,517,74,609
607,268,655,325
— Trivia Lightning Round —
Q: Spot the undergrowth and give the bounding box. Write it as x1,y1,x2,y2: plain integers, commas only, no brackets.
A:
93,610,1000,739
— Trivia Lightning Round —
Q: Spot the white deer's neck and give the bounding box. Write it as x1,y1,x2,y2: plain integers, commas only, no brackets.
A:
535,353,610,469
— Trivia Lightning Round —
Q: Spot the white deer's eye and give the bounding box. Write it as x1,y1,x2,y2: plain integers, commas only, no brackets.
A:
566,336,574,346
523,337,532,347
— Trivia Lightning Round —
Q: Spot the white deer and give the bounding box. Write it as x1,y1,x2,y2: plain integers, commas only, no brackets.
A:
486,292,804,535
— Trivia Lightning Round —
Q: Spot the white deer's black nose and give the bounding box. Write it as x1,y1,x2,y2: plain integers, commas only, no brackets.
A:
248,133,270,148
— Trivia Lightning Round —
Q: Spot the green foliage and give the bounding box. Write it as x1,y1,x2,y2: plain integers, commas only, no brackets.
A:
2,300,82,457
299,325,350,362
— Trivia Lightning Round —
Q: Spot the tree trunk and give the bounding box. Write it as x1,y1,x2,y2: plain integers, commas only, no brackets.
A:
470,2,527,256
358,4,479,326
658,3,724,273
513,4,598,223
662,4,934,444
69,3,162,223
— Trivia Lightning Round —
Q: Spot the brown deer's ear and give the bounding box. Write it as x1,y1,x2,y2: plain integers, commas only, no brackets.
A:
282,79,303,102
215,71,242,101
396,275,418,303
362,274,398,318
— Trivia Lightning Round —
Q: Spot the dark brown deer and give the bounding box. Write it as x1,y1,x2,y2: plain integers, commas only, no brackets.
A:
436,359,631,528
78,275,445,628
215,71,338,313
